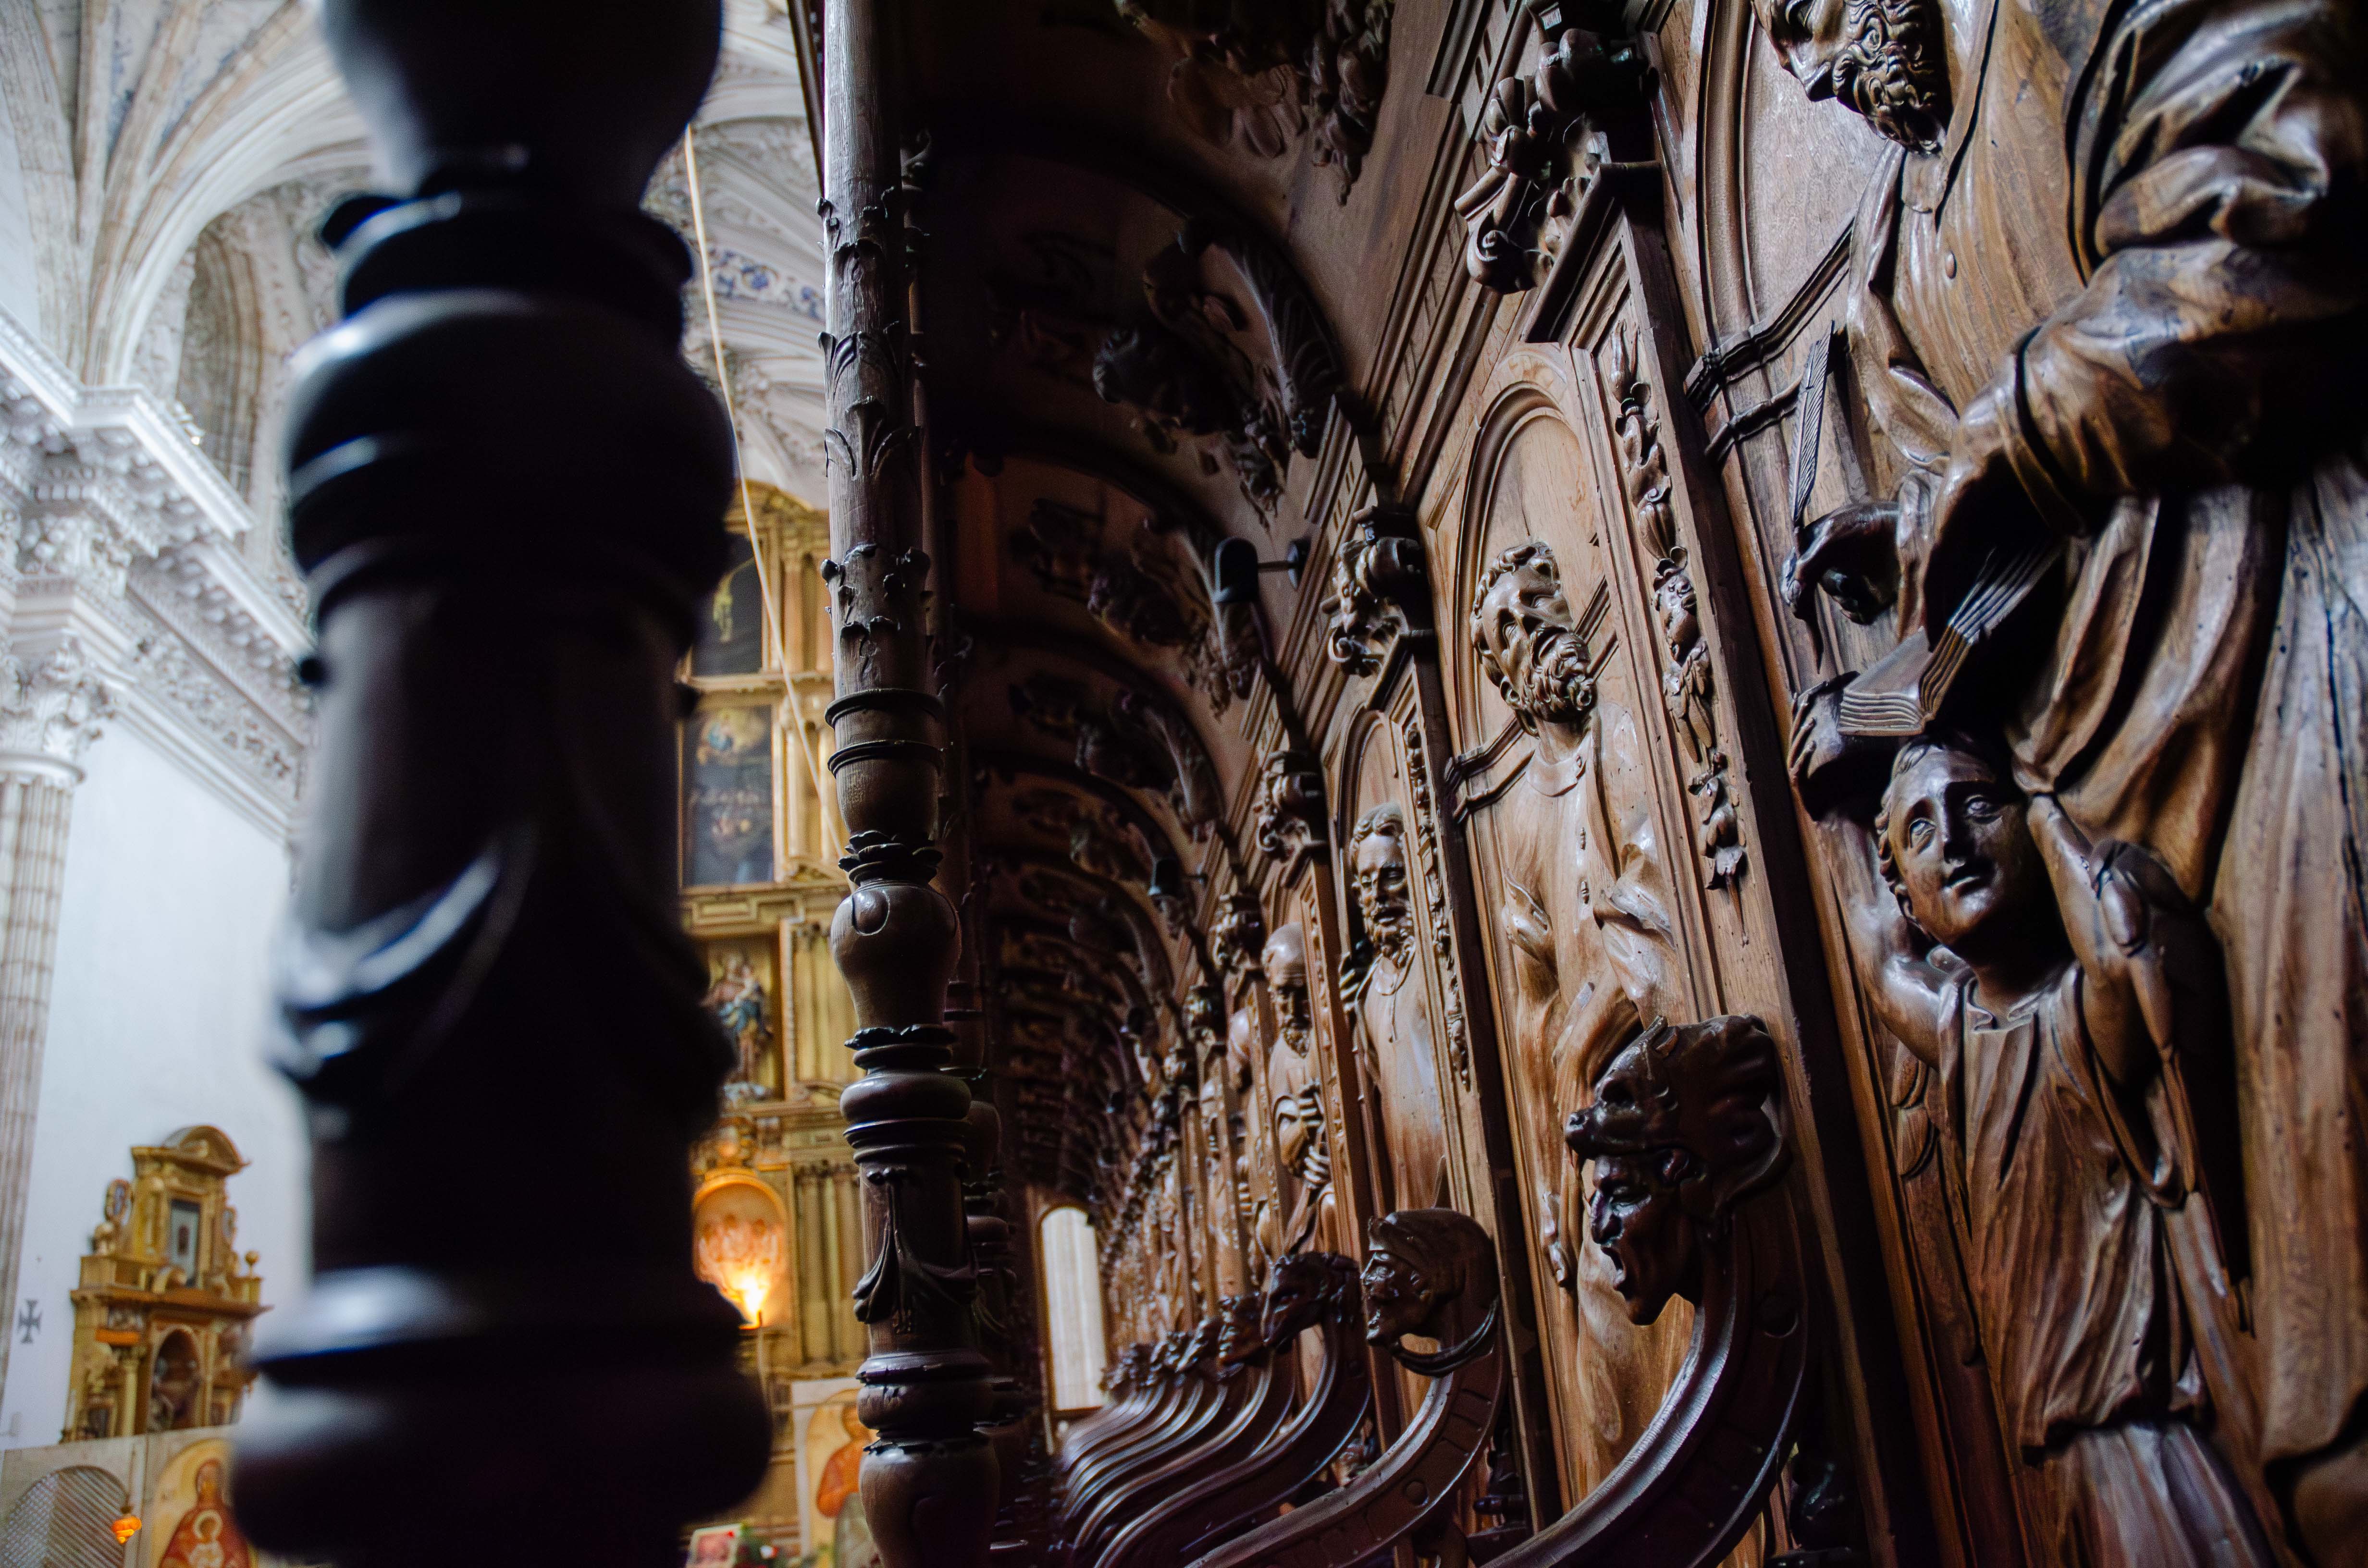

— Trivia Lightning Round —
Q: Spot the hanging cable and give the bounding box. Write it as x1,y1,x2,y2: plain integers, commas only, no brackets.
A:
683,127,845,868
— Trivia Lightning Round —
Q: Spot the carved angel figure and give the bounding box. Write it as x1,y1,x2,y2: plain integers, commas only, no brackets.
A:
1791,708,2268,1565
1759,0,2368,1546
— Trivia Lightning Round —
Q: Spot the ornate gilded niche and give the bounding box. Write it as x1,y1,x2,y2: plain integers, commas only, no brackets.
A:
62,1127,263,1441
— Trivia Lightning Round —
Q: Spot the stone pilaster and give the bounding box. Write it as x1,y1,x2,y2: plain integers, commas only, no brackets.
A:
0,640,114,1401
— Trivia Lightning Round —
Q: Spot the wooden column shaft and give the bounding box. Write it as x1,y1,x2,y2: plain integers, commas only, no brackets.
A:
821,2,998,1566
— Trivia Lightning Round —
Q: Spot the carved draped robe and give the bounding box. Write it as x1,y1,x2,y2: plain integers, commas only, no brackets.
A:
1352,941,1451,1213
1839,0,2368,1494
1936,969,2270,1565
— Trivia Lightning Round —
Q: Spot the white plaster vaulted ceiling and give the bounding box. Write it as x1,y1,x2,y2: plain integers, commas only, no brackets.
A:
651,0,831,506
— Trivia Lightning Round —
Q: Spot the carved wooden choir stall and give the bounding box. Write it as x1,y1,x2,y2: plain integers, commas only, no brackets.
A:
242,2,2366,1568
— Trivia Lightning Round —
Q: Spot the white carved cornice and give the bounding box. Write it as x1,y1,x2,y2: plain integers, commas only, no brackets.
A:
0,305,309,831
0,306,252,570
0,638,117,774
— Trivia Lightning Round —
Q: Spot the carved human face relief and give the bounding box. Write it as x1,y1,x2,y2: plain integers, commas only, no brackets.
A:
1585,1151,1698,1325
1472,543,1596,731
1353,814,1415,967
1755,0,1952,153
1260,1253,1332,1344
1878,743,2048,959
1358,1247,1439,1347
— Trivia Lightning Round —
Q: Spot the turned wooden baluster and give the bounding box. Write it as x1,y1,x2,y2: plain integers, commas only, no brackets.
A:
230,3,770,1565
819,2,999,1564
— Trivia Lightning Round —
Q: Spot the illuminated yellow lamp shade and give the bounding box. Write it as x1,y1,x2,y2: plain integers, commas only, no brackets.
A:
110,1513,139,1545
692,1177,790,1328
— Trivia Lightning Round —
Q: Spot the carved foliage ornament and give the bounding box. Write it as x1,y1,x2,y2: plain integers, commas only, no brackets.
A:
0,639,117,768
1455,27,1655,293
1113,0,1397,200
1608,331,1744,888
1322,503,1427,675
1254,747,1327,867
1400,721,1473,1090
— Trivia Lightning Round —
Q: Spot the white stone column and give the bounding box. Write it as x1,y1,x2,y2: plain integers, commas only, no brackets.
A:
0,640,114,1398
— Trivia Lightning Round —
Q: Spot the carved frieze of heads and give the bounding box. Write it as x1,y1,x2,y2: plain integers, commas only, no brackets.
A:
1349,803,1415,968
1469,539,1599,732
1563,1015,1789,1325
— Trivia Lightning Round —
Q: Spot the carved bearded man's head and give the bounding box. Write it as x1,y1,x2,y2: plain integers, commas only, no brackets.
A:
1470,540,1598,732
1753,0,1952,153
1350,805,1415,967
1262,920,1314,1056
1358,1210,1491,1348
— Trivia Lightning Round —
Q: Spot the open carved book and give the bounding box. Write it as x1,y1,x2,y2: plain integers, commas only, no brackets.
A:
1838,540,2061,736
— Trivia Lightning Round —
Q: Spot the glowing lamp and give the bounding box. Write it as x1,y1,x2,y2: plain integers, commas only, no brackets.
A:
692,1177,789,1328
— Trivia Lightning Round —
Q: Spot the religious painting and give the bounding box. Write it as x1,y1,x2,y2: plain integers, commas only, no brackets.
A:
167,1200,200,1278
684,704,776,887
693,533,767,677
146,1442,252,1568
807,1392,879,1568
702,936,783,1103
692,1175,791,1330
685,1525,744,1567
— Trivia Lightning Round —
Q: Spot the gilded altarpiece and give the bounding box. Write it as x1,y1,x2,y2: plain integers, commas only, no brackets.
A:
63,1128,264,1443
678,482,865,1551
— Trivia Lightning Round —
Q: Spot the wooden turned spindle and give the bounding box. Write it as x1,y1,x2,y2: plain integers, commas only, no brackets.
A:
821,0,999,1565
231,2,770,1565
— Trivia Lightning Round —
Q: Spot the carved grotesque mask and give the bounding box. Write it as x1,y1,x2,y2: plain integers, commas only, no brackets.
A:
1753,0,1950,153
1470,540,1597,731
1565,1016,1788,1324
1351,806,1415,965
1264,920,1314,1055
1215,1291,1264,1367
1581,1148,1696,1325
1260,1251,1351,1346
1358,1240,1441,1347
1653,564,1699,655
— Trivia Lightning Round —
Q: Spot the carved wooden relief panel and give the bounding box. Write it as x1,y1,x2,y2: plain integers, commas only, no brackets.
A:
1335,707,1463,1220
1436,356,1701,1507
